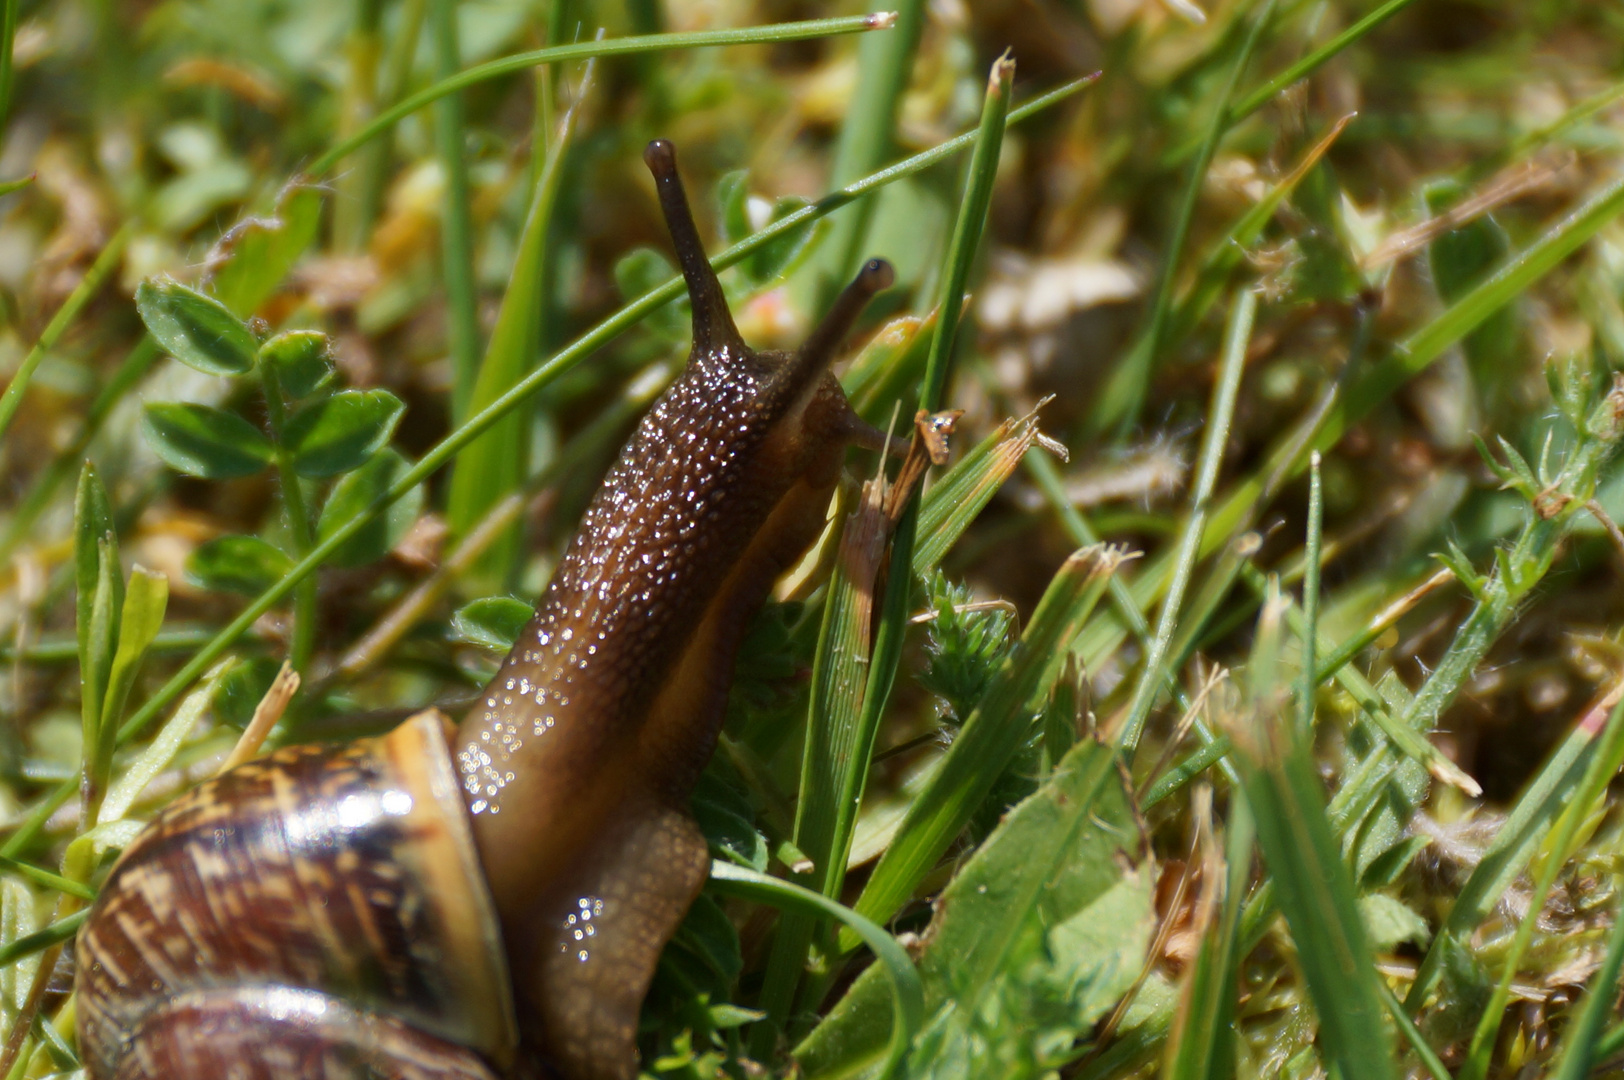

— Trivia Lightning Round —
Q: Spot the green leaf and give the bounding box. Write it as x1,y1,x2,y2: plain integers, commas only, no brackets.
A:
80,537,119,794
142,402,274,479
716,169,752,244
99,661,231,824
215,657,281,730
711,862,923,1080
799,738,1147,1080
613,247,684,340
451,597,536,652
666,893,743,997
845,546,1124,946
73,462,116,683
211,184,324,317
258,330,334,399
283,389,405,478
742,196,817,287
87,566,168,815
316,449,424,568
186,535,294,596
1359,893,1431,951
134,278,258,376
692,772,769,872
97,567,167,745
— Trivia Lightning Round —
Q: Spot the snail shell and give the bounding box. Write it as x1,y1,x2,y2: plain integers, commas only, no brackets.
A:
77,712,514,1079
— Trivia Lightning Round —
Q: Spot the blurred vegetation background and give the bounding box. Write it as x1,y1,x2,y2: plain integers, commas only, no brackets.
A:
4,0,1624,1077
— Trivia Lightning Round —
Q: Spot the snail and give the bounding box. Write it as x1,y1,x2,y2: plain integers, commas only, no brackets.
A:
74,139,896,1080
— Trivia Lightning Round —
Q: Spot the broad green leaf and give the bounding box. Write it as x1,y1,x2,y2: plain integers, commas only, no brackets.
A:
799,738,1147,1080
259,329,334,399
451,597,536,652
142,402,274,479
316,449,424,567
692,771,769,872
0,878,40,1025
135,278,258,376
94,567,168,790
215,656,282,730
211,184,324,317
187,535,295,596
716,169,752,244
666,893,743,999
283,389,405,478
845,546,1125,946
711,862,923,1080
613,247,684,340
1360,894,1431,952
743,196,817,286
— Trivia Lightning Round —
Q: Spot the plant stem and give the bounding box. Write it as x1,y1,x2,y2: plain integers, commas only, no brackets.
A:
0,223,132,446
258,363,317,674
432,0,481,423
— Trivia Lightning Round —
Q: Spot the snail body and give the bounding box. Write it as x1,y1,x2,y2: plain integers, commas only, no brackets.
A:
76,140,894,1080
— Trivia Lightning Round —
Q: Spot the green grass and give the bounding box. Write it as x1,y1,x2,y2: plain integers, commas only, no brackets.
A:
5,0,1624,1077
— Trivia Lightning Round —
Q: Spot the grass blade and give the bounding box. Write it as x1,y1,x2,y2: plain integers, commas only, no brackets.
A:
801,737,1147,1080
1116,287,1255,755
753,479,890,1050
1547,878,1624,1080
1164,793,1252,1080
1229,0,1421,124
0,0,17,145
308,17,897,177
445,70,585,586
1229,584,1397,1080
1090,0,1274,435
755,61,1017,1045
841,545,1126,950
914,406,1052,576
1457,690,1624,1080
710,862,923,1080
0,223,130,446
796,0,926,306
1378,981,1451,1080
431,0,480,424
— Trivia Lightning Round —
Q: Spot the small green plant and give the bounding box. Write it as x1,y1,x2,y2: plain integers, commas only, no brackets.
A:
134,278,422,673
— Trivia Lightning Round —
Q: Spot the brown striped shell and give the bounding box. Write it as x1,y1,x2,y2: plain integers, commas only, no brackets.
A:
77,711,515,1079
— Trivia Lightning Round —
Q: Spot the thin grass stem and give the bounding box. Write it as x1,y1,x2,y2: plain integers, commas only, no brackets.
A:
0,223,132,445
1116,287,1256,756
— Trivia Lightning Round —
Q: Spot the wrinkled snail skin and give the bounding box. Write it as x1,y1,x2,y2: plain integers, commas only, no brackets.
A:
74,138,893,1080
452,139,894,1080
